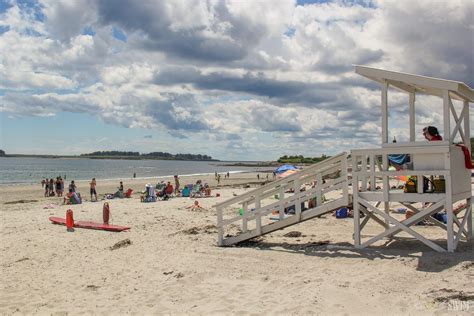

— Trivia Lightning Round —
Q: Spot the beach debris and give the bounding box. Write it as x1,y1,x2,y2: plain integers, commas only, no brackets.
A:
174,272,184,279
163,271,174,275
43,204,55,209
177,224,217,236
430,288,474,303
283,231,302,238
4,199,38,205
86,284,100,291
15,257,29,263
110,238,132,250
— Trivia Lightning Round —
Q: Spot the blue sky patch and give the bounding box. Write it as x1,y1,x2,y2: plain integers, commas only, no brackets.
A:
112,26,127,42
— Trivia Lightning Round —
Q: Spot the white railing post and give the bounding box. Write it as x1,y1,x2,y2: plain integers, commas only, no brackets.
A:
316,174,322,206
217,206,224,246
353,172,361,247
342,154,348,204
467,198,472,240
242,202,248,233
361,154,368,191
255,197,262,235
279,187,285,220
382,153,389,227
369,154,375,191
294,178,302,219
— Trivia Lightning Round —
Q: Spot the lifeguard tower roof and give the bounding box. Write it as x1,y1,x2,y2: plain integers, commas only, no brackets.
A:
355,65,474,102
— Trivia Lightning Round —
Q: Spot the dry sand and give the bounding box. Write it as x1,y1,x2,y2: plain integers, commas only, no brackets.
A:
1,173,473,315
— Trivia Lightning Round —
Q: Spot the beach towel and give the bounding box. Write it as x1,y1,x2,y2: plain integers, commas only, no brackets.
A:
456,144,473,169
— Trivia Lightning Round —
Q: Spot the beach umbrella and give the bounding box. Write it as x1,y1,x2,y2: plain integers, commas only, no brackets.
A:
275,164,298,174
277,169,298,178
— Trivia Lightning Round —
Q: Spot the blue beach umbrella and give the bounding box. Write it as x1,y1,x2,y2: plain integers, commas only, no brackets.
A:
275,164,298,174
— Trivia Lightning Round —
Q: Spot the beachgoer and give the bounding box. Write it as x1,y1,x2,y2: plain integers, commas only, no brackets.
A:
227,172,230,178
49,178,54,196
119,181,124,192
423,126,443,141
44,178,49,197
215,172,217,180
90,178,97,201
68,180,76,193
174,175,180,194
133,172,136,178
55,177,61,197
217,174,221,184
41,179,45,188
165,182,174,196
59,177,64,197
257,174,260,180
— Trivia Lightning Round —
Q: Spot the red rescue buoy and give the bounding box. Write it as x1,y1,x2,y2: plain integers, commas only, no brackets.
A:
66,209,74,232
103,202,110,224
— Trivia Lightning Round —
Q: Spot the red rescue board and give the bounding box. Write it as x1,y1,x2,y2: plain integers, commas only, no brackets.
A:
49,217,130,232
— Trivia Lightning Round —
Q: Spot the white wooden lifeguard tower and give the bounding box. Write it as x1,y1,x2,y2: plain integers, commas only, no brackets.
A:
216,66,473,252
352,66,473,252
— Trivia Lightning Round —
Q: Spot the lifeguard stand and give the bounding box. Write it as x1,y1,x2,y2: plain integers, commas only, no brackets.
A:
351,66,473,252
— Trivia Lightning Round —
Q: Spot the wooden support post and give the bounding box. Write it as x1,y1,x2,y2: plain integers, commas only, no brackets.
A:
242,202,248,233
445,174,454,252
294,179,302,220
443,90,451,142
467,198,472,240
342,154,349,204
361,154,368,191
369,155,375,191
409,92,415,142
463,100,470,148
381,82,388,144
255,198,262,235
316,174,322,206
279,187,285,220
353,174,361,247
217,206,224,246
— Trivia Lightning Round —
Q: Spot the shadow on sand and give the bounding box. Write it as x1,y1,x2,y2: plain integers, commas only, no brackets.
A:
235,237,474,272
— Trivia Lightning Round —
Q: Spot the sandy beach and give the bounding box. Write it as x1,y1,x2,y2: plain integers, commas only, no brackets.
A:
1,173,473,315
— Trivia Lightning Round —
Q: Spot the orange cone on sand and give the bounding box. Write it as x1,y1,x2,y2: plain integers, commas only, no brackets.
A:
103,202,110,224
66,209,74,232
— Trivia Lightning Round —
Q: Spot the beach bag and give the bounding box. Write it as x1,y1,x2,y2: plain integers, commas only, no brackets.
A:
403,176,431,193
433,178,445,193
336,208,348,218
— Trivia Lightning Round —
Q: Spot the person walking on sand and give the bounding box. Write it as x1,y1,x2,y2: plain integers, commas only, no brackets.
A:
217,174,221,184
90,178,97,201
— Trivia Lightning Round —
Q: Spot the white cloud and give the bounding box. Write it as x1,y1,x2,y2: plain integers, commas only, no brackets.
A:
0,0,472,159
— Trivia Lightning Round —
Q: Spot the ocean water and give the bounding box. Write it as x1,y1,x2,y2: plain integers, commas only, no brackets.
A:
0,157,269,185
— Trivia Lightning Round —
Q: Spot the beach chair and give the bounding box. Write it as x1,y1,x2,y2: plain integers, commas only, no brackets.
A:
124,188,133,198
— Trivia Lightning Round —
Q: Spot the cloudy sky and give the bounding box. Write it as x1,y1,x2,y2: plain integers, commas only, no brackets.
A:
0,0,472,160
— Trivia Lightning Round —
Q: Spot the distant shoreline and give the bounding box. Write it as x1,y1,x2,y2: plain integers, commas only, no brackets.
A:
0,154,219,162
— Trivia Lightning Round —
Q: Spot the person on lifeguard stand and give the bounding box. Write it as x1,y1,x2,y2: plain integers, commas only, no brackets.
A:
423,126,442,141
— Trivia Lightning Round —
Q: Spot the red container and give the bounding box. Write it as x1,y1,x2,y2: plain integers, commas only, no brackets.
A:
103,202,110,224
66,209,74,232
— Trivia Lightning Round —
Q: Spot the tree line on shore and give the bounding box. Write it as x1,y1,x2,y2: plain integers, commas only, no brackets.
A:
277,154,329,164
80,151,215,161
